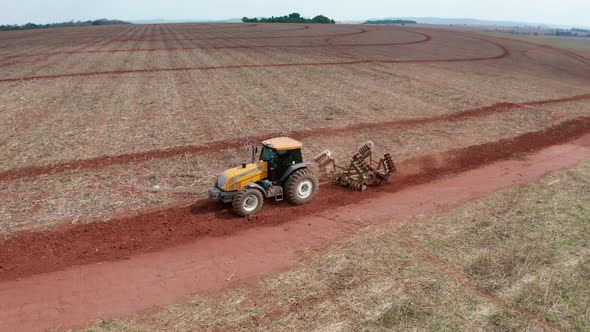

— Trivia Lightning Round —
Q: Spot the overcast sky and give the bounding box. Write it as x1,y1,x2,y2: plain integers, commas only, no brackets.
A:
1,0,589,27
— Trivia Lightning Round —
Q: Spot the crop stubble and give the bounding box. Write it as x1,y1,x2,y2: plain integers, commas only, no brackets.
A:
0,23,589,260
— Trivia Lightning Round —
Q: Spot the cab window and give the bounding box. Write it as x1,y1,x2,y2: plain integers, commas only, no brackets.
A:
260,146,276,162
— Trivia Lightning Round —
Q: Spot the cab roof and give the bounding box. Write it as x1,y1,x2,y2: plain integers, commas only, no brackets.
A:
262,137,303,151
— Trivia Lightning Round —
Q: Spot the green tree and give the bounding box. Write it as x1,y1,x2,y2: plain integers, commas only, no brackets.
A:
242,13,335,24
311,15,335,24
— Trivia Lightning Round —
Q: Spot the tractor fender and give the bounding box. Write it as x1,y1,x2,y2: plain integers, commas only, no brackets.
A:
246,182,267,196
278,162,312,183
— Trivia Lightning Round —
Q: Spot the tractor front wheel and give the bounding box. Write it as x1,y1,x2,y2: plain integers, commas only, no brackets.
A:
232,188,264,217
285,168,319,205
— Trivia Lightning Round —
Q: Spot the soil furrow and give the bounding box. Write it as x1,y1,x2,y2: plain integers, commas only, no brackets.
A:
0,30,426,64
0,33,507,83
2,93,589,182
1,115,589,282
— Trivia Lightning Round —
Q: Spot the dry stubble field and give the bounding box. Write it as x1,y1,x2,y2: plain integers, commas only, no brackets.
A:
1,22,590,331
94,157,590,331
1,23,589,235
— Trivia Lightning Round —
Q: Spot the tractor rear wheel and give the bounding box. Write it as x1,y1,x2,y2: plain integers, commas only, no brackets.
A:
232,188,264,217
285,168,318,205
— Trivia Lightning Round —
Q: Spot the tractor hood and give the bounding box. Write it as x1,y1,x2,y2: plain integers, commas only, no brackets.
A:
217,161,268,192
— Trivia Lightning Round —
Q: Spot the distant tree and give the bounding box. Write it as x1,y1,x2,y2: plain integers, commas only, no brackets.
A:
23,23,40,29
311,15,335,24
0,18,130,32
242,13,335,24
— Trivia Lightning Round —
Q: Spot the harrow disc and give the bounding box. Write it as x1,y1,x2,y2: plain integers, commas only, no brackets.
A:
316,141,396,192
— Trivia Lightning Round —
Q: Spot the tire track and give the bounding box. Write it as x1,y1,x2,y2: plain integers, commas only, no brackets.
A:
115,24,311,42
504,36,590,68
0,33,509,83
1,93,589,182
463,32,590,76
0,26,366,63
0,25,135,69
0,34,428,59
398,234,561,331
1,115,590,282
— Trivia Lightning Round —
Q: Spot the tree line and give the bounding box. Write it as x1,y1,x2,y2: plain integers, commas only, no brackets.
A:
0,19,131,32
242,13,335,24
555,28,590,38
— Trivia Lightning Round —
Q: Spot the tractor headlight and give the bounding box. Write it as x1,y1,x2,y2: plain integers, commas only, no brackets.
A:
217,173,228,190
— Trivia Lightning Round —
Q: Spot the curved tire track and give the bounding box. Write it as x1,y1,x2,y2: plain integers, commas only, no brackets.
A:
0,32,510,83
0,29,424,65
0,26,366,62
1,93,589,182
488,33,590,71
1,115,590,282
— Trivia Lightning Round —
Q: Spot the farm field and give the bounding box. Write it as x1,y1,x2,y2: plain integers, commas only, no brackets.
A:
0,22,589,331
92,157,590,331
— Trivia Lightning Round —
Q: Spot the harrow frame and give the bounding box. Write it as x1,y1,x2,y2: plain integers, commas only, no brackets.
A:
315,141,396,191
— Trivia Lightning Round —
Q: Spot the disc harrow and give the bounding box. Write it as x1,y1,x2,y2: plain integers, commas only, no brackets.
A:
314,141,396,191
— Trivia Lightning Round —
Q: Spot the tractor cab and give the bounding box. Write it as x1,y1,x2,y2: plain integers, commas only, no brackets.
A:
259,137,303,182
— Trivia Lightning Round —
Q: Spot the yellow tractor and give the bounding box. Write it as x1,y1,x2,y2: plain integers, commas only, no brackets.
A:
209,137,319,216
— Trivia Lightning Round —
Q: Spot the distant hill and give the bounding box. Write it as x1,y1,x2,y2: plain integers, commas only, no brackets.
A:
0,18,131,32
364,19,416,25
365,17,590,30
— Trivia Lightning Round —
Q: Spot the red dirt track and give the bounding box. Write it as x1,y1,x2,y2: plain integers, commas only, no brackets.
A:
2,22,590,331
2,126,590,332
0,26,372,62
1,116,590,283
1,93,588,182
0,29,513,83
494,34,590,68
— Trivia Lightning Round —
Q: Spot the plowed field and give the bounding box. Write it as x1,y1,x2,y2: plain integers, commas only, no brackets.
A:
0,23,589,331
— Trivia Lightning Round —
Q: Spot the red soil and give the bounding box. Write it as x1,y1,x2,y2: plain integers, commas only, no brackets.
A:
1,116,589,283
2,128,589,332
2,93,589,182
0,30,424,66
113,25,354,43
1,24,589,331
0,32,506,83
521,93,590,106
496,34,590,68
0,26,368,62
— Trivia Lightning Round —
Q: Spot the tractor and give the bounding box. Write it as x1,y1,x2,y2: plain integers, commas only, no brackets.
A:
209,137,396,217
208,137,319,216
